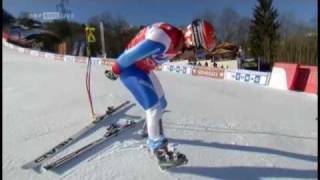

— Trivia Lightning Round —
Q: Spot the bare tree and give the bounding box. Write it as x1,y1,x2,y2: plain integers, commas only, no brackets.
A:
219,7,240,42
278,12,297,40
236,17,251,44
310,11,317,30
195,9,217,25
88,11,138,57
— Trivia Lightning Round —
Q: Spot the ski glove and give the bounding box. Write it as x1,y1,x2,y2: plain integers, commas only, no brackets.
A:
104,70,119,80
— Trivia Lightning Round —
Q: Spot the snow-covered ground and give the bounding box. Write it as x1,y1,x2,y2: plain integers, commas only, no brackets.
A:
3,46,318,180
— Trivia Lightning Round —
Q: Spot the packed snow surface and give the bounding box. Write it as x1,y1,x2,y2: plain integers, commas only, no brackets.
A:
3,46,318,180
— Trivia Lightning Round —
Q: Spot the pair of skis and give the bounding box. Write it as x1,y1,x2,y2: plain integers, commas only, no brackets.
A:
21,100,131,170
22,100,188,171
44,119,139,170
43,118,187,171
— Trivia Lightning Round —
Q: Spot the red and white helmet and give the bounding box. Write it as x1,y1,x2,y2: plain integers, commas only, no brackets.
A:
183,19,216,52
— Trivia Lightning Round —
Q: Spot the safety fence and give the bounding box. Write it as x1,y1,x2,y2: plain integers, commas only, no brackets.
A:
3,39,317,95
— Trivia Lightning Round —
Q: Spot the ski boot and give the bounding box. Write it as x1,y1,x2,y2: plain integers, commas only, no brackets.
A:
154,147,188,171
106,106,114,115
104,124,119,137
147,137,188,171
105,120,134,137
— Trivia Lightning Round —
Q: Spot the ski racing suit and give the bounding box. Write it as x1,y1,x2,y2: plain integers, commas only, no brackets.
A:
111,23,183,151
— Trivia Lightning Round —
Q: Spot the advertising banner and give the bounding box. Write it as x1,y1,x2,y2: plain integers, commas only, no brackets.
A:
44,53,55,59
162,63,193,75
64,55,75,63
30,50,40,56
225,69,270,85
192,67,224,79
101,59,114,66
90,57,102,65
54,54,64,61
17,47,25,53
75,57,88,64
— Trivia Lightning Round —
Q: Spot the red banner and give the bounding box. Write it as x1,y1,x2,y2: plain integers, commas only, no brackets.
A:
54,54,64,61
192,67,224,79
74,57,88,64
101,59,114,66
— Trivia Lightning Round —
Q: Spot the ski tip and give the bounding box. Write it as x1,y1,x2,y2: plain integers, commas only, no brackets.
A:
21,163,45,173
21,165,29,169
21,163,35,170
43,165,53,170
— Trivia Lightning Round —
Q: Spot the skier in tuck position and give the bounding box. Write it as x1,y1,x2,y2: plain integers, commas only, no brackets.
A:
105,19,216,168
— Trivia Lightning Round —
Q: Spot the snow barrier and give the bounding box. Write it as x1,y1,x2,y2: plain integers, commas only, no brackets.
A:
295,65,318,94
268,63,299,90
268,62,318,94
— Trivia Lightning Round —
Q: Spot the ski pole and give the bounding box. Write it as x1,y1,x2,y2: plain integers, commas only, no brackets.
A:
85,25,97,121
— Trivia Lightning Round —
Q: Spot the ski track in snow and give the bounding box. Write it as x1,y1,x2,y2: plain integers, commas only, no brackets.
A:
3,46,318,180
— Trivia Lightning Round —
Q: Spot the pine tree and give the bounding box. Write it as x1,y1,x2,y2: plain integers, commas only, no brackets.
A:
249,0,280,65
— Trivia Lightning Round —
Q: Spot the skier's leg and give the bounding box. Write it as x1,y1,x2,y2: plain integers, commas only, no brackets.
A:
120,66,187,169
148,72,166,136
119,66,159,110
119,66,164,145
148,71,167,111
138,71,166,138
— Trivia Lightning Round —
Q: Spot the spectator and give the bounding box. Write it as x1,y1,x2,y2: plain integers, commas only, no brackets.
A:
197,62,202,66
205,62,208,67
213,62,217,68
238,46,245,69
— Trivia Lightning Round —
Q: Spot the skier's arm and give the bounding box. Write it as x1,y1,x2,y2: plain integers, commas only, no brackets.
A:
111,39,166,74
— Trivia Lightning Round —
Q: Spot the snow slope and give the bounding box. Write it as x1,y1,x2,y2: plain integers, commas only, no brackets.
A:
3,46,318,180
